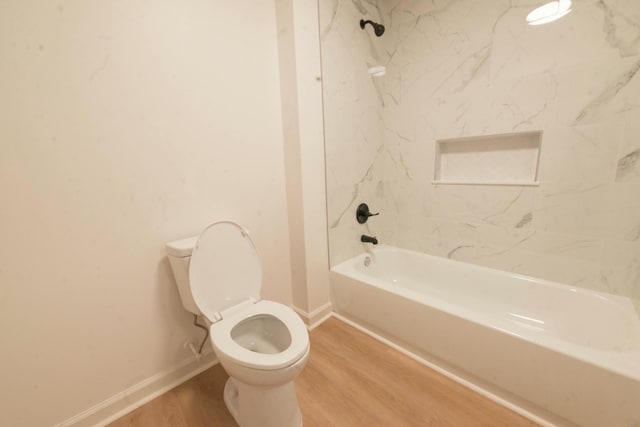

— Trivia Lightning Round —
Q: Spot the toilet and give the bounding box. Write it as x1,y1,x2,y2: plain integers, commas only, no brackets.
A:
166,221,310,427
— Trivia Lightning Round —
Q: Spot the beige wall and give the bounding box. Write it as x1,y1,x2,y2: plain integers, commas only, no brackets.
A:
0,1,293,425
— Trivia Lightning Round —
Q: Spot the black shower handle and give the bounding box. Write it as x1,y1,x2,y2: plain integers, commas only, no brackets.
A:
356,203,379,224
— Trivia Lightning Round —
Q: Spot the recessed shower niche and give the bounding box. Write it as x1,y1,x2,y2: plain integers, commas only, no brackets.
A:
433,131,542,186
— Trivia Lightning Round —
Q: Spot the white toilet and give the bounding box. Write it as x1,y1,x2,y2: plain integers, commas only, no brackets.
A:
166,221,310,427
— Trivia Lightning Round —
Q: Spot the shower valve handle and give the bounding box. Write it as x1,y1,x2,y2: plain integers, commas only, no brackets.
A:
356,203,379,224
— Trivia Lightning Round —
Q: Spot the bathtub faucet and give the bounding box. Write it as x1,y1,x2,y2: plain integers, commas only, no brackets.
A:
361,234,378,245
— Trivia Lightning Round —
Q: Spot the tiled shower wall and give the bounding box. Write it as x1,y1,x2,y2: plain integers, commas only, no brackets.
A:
320,0,387,263
321,0,640,304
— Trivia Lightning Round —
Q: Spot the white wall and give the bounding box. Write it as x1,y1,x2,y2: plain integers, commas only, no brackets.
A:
319,0,387,265
0,1,293,425
321,0,640,307
378,0,640,303
276,0,331,324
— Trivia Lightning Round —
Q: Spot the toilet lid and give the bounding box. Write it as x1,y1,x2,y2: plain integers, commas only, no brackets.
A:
189,221,262,319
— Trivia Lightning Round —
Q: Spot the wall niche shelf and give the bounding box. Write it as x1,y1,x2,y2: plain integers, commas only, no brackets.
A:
434,131,542,186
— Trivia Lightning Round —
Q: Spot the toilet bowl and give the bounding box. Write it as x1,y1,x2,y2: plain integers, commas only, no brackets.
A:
166,221,309,427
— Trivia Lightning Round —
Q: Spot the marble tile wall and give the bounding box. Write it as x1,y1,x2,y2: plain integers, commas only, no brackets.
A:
320,0,389,263
321,0,640,305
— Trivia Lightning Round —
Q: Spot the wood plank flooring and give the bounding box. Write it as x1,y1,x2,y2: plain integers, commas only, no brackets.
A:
109,317,537,427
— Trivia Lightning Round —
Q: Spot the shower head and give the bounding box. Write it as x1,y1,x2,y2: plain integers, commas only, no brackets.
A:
360,19,385,37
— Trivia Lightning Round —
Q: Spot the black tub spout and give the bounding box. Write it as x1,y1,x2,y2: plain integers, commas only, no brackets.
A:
361,235,378,245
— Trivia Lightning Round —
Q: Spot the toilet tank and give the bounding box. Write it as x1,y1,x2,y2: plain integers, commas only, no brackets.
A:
166,236,201,315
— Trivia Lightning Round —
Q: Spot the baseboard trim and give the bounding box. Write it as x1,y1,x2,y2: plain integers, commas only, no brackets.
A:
331,313,559,427
293,301,332,330
55,352,217,427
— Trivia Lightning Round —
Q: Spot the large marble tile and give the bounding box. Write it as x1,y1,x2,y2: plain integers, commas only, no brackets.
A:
490,0,630,82
551,57,640,127
537,121,621,190
616,110,640,182
474,225,604,262
598,239,640,297
432,184,537,228
321,0,387,265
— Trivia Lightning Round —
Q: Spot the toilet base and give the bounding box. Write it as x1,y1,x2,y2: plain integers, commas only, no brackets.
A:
223,377,303,427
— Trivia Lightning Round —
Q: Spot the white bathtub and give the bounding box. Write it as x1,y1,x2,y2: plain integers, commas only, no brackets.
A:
330,245,640,427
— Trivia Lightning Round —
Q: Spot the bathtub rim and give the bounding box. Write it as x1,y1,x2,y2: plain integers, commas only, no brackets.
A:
331,245,640,382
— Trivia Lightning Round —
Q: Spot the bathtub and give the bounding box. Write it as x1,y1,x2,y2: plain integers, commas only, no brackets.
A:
330,245,640,427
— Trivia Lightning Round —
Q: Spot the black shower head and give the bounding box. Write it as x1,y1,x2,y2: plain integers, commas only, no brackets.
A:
360,19,385,37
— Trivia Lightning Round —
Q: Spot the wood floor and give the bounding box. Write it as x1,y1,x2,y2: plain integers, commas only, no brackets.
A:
109,317,537,427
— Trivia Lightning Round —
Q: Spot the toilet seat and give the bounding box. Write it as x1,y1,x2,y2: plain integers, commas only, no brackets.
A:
210,300,309,371
189,221,262,321
189,221,309,372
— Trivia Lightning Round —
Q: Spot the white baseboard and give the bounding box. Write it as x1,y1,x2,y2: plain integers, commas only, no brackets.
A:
293,301,332,330
54,310,552,427
56,302,332,427
55,352,217,427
